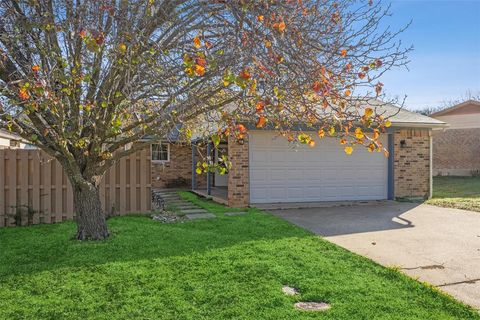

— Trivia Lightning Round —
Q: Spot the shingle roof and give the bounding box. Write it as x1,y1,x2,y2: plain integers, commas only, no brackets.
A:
430,100,480,117
353,99,447,127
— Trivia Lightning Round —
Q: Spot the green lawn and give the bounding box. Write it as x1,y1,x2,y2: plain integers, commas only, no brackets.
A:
0,192,478,320
427,176,480,212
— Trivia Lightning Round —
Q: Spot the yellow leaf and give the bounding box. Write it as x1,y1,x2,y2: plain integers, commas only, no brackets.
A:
368,143,375,152
344,146,353,155
384,119,392,127
364,107,373,118
354,128,364,139
328,127,335,136
118,43,127,53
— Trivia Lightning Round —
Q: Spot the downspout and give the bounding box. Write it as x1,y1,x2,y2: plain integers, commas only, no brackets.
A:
191,144,196,190
429,130,433,199
206,143,212,196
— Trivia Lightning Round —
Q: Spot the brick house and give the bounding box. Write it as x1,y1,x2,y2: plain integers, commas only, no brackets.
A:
430,100,480,176
150,99,446,207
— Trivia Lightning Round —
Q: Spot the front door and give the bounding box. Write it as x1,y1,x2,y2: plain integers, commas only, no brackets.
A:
214,144,228,187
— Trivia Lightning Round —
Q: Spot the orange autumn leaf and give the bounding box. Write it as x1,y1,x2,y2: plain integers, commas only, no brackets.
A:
256,116,267,128
19,88,30,100
205,40,213,49
239,69,251,80
318,128,325,138
312,81,321,93
373,128,380,140
345,89,351,97
340,49,347,57
257,15,264,22
308,140,316,147
193,36,201,49
78,29,87,38
344,146,353,155
194,64,205,76
195,57,206,67
340,138,347,145
358,72,366,80
384,149,390,158
256,101,266,113
237,124,247,133
345,62,352,72
31,65,40,72
273,21,286,33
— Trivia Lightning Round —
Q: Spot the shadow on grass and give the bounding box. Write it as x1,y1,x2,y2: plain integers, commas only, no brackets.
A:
0,202,311,277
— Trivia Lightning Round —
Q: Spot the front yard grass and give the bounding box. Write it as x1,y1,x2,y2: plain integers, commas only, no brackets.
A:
0,193,478,320
426,176,480,212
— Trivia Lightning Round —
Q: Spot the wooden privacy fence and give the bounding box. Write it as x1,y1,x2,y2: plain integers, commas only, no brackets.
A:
0,149,151,227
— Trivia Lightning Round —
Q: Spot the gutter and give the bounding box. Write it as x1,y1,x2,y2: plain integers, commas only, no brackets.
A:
391,122,448,129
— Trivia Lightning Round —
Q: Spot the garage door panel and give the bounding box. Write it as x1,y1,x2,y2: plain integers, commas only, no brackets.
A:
249,131,388,204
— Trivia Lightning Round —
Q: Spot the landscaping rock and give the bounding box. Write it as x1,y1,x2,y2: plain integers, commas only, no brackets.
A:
185,213,216,220
224,212,247,216
294,302,330,311
282,286,299,296
152,213,184,223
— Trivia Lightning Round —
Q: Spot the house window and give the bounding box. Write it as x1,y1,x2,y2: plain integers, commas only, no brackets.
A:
10,140,20,148
151,142,170,162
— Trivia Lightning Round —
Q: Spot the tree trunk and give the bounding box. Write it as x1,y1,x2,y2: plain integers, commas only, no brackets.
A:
72,179,109,240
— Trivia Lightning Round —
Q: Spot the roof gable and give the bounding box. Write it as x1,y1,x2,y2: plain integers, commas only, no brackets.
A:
430,100,480,117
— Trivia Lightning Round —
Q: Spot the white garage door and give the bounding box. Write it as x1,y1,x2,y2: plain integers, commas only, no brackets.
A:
249,131,388,204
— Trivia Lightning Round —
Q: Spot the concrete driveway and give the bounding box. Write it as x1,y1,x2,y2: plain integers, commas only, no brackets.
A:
269,202,480,309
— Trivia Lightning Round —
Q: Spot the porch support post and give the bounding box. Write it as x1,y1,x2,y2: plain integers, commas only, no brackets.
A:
206,142,212,196
387,133,395,200
191,143,196,190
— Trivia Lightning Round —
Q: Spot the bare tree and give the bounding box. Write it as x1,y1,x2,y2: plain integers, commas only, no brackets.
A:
0,0,409,240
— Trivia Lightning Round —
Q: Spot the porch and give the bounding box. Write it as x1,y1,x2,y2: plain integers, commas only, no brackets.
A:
192,187,228,205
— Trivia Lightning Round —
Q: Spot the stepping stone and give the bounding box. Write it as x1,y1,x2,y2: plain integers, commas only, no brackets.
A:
294,302,330,311
161,196,181,200
167,201,192,206
175,206,199,210
185,213,216,220
282,286,299,296
180,208,208,214
224,212,247,216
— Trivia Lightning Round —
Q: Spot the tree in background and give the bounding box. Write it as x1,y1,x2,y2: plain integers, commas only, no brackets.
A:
415,90,480,115
0,0,409,240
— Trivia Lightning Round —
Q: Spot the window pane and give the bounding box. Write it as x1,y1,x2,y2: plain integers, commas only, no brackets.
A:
152,143,168,161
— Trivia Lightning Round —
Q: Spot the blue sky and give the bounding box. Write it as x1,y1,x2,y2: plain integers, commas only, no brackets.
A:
378,0,480,110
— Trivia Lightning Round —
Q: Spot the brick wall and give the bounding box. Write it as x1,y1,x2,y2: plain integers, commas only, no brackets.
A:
227,135,249,207
393,129,431,199
151,143,206,189
432,128,480,176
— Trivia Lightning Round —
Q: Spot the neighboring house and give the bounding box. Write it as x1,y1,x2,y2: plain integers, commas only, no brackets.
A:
150,99,447,207
0,129,35,149
430,100,480,176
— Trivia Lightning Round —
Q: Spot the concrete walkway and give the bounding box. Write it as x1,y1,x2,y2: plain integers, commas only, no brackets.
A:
269,202,480,309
